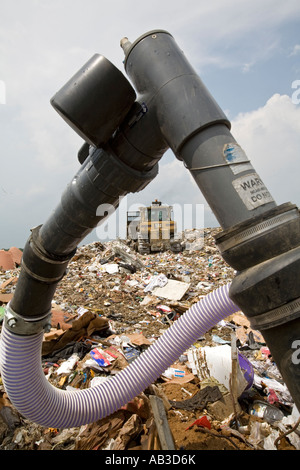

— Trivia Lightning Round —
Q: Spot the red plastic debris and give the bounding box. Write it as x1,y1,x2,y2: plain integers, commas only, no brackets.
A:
267,388,279,404
185,415,211,431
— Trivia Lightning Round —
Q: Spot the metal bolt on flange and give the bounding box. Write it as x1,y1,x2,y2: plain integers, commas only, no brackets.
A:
7,317,17,328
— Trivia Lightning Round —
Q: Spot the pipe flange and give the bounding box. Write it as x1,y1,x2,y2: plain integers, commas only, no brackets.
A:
4,303,52,336
216,208,299,254
215,203,300,271
249,296,300,331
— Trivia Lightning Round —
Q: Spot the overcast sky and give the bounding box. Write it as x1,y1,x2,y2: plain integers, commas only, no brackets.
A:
1,0,300,248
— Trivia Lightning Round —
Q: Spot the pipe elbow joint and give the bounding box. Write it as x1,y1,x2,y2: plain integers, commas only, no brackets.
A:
122,30,230,155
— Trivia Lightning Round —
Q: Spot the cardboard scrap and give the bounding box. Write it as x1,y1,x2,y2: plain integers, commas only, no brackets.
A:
236,326,248,345
0,247,22,271
44,329,65,342
8,247,22,266
75,410,128,450
42,311,110,356
229,312,251,328
164,373,195,385
162,363,194,384
127,332,152,346
112,413,143,450
0,277,17,289
51,307,73,331
152,279,190,301
0,250,15,271
0,293,13,303
230,313,265,346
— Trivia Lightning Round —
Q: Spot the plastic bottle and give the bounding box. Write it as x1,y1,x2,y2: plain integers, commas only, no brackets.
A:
250,400,284,424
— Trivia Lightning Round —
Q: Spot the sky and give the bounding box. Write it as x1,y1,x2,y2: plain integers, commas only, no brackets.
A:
0,0,300,248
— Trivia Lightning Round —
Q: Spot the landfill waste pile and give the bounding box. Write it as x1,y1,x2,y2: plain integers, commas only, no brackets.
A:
0,228,299,451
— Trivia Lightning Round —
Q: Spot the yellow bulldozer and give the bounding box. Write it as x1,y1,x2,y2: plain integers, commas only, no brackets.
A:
127,200,182,254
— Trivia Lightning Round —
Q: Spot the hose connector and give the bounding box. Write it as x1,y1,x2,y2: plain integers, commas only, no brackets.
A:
4,303,52,336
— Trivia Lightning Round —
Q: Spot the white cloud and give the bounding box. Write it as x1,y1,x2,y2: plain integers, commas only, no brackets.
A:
231,93,300,207
242,63,253,74
1,1,300,248
126,93,300,236
171,0,300,69
290,44,300,56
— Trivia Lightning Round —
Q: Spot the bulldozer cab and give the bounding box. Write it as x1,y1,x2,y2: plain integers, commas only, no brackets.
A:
127,200,182,253
143,201,172,223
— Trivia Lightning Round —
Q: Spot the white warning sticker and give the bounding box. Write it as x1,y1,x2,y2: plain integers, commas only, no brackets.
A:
232,172,275,210
223,143,253,175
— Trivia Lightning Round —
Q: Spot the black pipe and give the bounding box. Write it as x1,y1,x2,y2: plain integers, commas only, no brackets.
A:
10,55,168,318
121,31,300,411
8,30,300,411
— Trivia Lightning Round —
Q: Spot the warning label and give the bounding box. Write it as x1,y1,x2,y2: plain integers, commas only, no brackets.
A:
232,172,275,210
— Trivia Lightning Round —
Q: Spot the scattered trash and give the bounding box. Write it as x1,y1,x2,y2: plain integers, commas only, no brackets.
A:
123,346,140,363
104,263,119,274
154,279,190,301
56,353,80,375
162,368,186,379
170,386,223,412
185,415,211,431
0,228,299,451
249,400,285,424
187,344,253,397
90,347,117,368
144,273,168,292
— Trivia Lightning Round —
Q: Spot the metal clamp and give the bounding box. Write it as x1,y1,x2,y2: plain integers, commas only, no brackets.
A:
216,208,300,254
4,302,52,336
185,160,251,172
249,297,300,331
